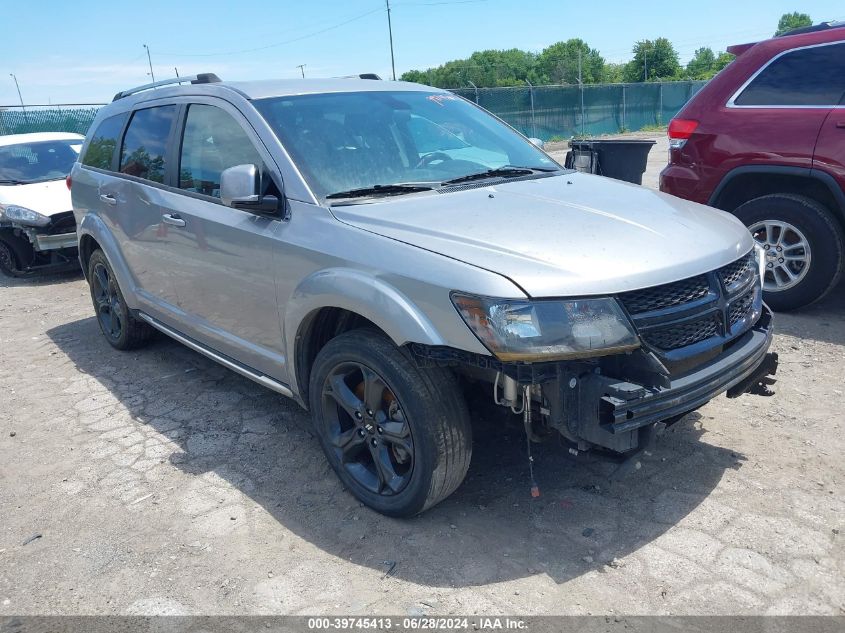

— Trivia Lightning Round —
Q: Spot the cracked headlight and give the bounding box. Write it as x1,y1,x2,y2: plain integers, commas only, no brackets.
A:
0,205,50,227
451,293,640,361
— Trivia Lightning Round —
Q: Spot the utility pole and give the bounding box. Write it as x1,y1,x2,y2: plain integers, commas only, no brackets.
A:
577,49,582,85
9,73,29,125
174,67,180,78
9,74,25,109
9,73,28,124
643,44,648,82
578,50,585,136
143,44,155,83
385,0,396,80
467,79,479,104
297,64,306,78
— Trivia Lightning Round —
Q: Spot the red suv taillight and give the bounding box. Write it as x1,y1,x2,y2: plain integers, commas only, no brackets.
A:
66,174,72,190
668,118,699,149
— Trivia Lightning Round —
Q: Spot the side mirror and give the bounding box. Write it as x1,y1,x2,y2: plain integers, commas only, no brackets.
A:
528,137,545,149
220,164,280,214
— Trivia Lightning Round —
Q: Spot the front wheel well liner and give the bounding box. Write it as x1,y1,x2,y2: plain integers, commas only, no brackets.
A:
294,307,387,408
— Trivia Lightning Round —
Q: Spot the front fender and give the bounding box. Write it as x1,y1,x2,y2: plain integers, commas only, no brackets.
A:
283,267,480,400
77,214,140,310
285,267,446,348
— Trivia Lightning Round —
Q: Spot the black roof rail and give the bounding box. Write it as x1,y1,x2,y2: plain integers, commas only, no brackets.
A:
112,73,221,102
779,20,844,37
358,73,382,80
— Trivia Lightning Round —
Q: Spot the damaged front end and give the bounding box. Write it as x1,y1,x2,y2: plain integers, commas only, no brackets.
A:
0,210,79,277
415,250,778,472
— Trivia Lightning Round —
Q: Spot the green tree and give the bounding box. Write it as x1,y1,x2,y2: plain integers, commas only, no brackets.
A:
775,12,812,36
686,47,716,79
401,49,539,88
601,62,625,83
535,39,605,84
624,38,681,82
713,51,735,73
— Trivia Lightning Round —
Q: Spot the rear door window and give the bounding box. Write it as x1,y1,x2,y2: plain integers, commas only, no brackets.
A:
178,104,263,198
119,105,177,183
734,43,845,106
82,113,127,170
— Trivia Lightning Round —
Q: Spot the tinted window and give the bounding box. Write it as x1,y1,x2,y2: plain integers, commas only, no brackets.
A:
179,104,263,198
735,43,845,106
82,114,126,170
0,140,82,184
119,105,177,183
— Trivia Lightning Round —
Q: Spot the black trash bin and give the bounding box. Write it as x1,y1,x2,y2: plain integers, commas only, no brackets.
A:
564,139,656,185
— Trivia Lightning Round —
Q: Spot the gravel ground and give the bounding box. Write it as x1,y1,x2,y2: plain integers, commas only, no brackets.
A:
1,145,843,616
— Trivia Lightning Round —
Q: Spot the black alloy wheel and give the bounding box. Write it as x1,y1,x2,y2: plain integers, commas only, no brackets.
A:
91,260,124,342
321,362,414,496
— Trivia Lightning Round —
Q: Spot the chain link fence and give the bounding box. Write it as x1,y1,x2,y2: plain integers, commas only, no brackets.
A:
449,80,708,140
1,81,707,141
0,104,105,136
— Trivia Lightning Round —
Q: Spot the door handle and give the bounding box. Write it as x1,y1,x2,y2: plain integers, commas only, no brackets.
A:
99,194,117,206
161,213,186,227
836,121,845,129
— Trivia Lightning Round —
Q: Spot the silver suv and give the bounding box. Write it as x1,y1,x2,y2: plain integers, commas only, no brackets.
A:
71,73,778,516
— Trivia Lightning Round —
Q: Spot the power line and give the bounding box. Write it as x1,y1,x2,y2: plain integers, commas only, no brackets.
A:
157,7,384,58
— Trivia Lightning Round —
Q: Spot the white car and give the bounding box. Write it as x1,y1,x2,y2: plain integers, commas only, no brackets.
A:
0,131,83,276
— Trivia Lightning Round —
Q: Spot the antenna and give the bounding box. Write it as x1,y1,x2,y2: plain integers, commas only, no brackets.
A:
143,44,155,83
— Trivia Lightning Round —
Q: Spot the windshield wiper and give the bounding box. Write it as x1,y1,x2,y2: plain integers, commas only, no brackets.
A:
0,179,27,185
326,183,436,200
443,165,558,186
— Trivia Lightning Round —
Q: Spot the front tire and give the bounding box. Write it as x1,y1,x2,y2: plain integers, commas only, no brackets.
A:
87,249,154,350
309,329,472,517
0,233,33,277
733,194,844,311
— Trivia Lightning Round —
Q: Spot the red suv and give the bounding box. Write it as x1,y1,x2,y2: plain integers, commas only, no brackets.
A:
660,22,845,311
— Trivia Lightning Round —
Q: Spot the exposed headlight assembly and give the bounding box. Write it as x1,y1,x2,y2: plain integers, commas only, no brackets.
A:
451,293,640,361
0,205,51,227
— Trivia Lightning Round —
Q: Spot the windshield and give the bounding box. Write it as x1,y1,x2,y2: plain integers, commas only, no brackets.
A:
0,139,82,184
254,91,558,199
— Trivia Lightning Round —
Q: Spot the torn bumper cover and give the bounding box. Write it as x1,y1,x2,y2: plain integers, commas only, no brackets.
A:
546,306,777,453
0,211,79,275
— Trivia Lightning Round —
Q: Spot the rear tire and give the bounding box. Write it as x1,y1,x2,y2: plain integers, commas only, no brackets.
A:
87,249,154,350
309,329,472,517
733,194,844,311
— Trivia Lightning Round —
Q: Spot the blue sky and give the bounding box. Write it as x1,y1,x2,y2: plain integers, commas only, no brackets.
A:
2,0,843,104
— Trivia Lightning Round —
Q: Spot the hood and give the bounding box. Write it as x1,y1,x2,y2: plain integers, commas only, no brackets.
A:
0,179,72,217
330,173,754,297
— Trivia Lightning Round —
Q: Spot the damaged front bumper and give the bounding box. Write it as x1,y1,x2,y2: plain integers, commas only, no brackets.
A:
544,306,777,453
0,210,79,275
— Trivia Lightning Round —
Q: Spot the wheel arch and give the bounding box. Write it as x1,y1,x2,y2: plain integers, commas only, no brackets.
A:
76,214,139,308
709,166,845,230
284,269,449,405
